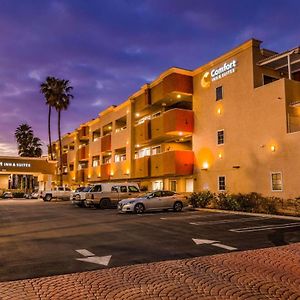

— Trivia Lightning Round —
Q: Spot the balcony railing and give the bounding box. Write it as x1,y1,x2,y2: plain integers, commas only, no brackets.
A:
151,73,193,105
101,134,111,152
151,108,193,140
133,156,150,178
151,150,194,177
135,119,151,145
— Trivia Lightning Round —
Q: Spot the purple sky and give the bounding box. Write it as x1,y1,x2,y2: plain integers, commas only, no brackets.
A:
0,0,299,156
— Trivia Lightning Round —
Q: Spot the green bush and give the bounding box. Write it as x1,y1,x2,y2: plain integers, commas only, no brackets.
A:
189,191,215,208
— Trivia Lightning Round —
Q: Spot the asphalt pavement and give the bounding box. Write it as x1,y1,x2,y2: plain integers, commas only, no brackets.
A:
0,199,299,282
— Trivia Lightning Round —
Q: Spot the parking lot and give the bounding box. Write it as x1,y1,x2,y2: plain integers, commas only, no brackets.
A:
0,199,299,282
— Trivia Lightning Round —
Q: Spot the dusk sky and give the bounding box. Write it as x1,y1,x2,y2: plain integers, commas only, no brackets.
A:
0,0,299,156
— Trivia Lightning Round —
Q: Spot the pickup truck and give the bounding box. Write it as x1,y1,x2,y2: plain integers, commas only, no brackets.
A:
41,186,73,202
85,183,141,208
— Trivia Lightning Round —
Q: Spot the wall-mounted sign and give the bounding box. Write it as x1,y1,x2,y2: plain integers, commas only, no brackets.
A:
0,161,31,168
211,60,237,82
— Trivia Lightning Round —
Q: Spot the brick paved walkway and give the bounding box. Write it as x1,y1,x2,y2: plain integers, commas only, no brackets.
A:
0,244,299,300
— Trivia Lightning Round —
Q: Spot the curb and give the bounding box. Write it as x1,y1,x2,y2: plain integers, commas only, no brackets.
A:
193,207,300,221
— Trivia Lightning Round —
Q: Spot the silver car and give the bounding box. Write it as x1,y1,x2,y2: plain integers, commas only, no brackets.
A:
118,190,187,214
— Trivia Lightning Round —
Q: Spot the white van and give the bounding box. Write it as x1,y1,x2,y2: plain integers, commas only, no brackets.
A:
85,182,141,208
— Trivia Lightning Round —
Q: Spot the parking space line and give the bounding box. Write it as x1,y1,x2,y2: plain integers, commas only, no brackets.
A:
190,216,271,226
230,222,300,233
160,213,230,220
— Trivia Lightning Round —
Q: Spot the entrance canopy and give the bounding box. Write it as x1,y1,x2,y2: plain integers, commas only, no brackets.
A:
257,47,300,79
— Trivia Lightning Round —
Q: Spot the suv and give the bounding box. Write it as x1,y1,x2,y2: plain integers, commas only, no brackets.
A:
85,182,141,208
71,186,92,207
41,186,73,202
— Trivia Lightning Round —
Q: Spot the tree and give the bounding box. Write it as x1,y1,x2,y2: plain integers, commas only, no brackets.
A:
50,78,74,186
40,76,57,161
15,123,43,157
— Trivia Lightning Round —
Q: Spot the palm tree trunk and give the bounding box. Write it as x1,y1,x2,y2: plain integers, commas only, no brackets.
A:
48,105,53,160
58,110,63,186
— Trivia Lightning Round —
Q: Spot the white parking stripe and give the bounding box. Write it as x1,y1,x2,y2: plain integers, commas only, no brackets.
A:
212,243,237,251
230,222,300,233
160,213,230,220
76,249,95,257
190,216,271,225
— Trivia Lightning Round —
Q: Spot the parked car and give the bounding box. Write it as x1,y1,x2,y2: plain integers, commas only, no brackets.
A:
118,190,188,213
41,186,73,202
85,182,141,208
71,186,92,207
25,190,40,199
1,192,13,199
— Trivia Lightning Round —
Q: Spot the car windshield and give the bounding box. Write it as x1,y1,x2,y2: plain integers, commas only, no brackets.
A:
138,192,153,198
75,187,85,192
82,187,91,192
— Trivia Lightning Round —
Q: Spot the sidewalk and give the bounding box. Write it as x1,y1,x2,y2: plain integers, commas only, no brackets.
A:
0,243,299,300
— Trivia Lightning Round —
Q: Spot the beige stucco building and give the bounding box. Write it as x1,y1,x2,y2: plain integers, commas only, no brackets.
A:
52,39,300,199
0,156,56,192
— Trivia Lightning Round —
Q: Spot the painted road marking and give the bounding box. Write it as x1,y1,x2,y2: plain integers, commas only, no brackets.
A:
75,249,112,266
160,213,230,220
76,249,95,257
76,255,112,266
190,216,271,225
230,222,300,233
192,238,237,251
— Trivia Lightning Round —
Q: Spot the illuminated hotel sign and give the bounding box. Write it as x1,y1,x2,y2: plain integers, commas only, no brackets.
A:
211,60,237,81
0,161,31,168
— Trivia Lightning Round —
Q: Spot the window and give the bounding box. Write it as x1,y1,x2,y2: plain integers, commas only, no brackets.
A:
170,180,177,192
69,164,74,171
216,86,223,101
163,191,175,197
128,186,139,193
91,185,102,192
92,156,100,167
218,176,226,191
217,130,224,145
152,145,161,155
271,172,283,191
120,186,127,193
102,156,111,164
92,130,101,141
69,144,75,151
152,180,163,190
115,153,126,162
111,186,118,192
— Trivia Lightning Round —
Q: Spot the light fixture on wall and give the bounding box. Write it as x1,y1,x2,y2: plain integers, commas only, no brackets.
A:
271,145,276,152
202,162,209,170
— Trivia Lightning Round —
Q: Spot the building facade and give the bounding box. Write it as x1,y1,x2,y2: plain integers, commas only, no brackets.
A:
52,39,300,199
0,156,56,192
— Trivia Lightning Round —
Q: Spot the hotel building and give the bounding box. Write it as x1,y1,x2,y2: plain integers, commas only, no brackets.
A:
52,39,300,199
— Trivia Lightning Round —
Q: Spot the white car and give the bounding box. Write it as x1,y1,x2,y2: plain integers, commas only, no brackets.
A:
71,187,92,207
118,190,188,213
42,186,73,202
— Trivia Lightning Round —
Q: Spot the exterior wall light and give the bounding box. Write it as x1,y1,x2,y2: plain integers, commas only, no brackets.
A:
136,144,140,148
110,171,114,176
176,94,181,99
218,153,222,159
217,108,222,115
271,145,276,152
135,113,140,117
202,162,209,170
179,132,183,136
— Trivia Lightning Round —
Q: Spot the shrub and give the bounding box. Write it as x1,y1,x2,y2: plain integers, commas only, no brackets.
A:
189,191,215,208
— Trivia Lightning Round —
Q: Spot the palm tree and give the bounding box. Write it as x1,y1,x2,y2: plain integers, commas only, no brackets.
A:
51,79,74,186
40,76,57,161
15,123,43,157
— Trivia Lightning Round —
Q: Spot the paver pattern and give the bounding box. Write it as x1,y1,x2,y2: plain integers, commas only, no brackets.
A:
0,243,300,300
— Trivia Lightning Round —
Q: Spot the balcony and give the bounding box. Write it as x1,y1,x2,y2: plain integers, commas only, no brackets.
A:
151,73,193,105
101,164,111,181
78,126,89,141
62,153,68,165
78,145,89,161
101,134,111,152
135,119,151,145
151,150,194,177
134,88,151,112
133,156,150,178
151,109,193,140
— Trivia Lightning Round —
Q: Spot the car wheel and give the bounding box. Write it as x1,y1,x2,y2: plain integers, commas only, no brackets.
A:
44,194,52,202
173,201,183,212
99,198,111,209
134,203,145,214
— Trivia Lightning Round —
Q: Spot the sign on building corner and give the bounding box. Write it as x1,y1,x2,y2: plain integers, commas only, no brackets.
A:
0,161,31,168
